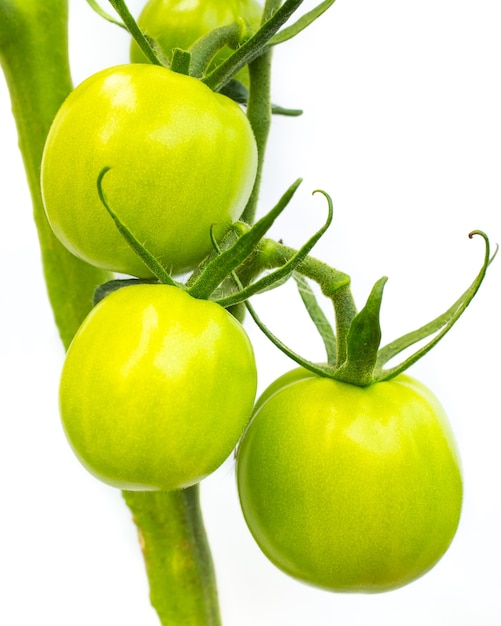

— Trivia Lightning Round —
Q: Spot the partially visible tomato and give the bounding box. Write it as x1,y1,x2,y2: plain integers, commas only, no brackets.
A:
237,373,462,592
130,0,263,86
59,284,257,491
41,64,257,277
253,365,315,412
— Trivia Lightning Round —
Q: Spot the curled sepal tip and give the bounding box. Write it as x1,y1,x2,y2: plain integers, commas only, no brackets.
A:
187,179,303,300
374,230,494,382
96,167,178,287
215,188,334,308
268,0,338,47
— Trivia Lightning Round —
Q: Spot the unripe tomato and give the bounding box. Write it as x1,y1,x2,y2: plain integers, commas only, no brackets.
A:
253,365,315,412
60,284,257,491
41,64,257,277
130,0,263,86
237,373,462,592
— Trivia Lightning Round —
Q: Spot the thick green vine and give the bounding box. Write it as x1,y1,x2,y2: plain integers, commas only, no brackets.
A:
0,0,110,349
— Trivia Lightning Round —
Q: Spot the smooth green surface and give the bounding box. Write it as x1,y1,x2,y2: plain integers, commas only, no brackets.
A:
41,64,258,277
60,284,257,491
252,365,315,412
237,373,462,592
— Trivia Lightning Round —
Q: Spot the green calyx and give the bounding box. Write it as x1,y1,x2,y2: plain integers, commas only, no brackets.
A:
95,166,495,388
335,231,494,386
252,231,495,387
88,0,334,99
90,0,495,389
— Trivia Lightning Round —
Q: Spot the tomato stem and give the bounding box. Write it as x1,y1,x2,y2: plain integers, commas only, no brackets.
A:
242,51,272,225
123,487,222,626
0,0,110,349
1,3,223,623
271,244,358,366
261,240,352,298
248,232,493,386
108,0,164,65
331,283,359,367
214,189,335,308
241,0,282,225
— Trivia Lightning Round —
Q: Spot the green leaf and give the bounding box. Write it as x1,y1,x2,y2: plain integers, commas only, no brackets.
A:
333,277,387,386
97,168,179,287
188,179,303,300
268,0,338,46
374,231,495,381
294,273,337,364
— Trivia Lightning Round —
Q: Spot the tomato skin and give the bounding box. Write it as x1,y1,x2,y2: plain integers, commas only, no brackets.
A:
60,284,257,491
237,373,462,592
130,0,263,85
41,64,257,277
252,365,316,412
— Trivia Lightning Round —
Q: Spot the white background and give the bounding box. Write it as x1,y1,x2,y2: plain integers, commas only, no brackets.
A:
1,0,500,624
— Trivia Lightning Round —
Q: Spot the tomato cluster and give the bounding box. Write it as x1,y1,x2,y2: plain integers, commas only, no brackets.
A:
40,0,464,598
40,6,262,493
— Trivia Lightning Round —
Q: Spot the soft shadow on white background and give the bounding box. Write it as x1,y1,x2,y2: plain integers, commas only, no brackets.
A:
1,1,500,624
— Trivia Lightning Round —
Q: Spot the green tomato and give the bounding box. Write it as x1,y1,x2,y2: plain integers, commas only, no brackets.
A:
237,373,462,592
253,365,315,413
41,64,257,277
130,0,263,86
60,284,257,491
